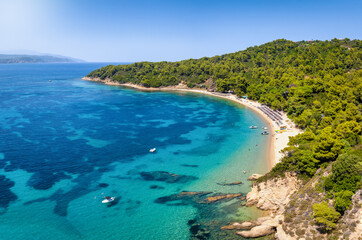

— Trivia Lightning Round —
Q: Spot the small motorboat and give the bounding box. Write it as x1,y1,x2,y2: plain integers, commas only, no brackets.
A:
249,126,258,129
149,148,156,153
263,127,268,130
102,196,115,203
261,131,269,135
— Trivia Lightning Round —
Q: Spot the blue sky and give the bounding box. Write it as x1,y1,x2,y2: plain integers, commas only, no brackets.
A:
0,0,361,62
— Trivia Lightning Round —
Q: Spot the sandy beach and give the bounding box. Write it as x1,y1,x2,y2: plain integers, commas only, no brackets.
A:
82,77,302,170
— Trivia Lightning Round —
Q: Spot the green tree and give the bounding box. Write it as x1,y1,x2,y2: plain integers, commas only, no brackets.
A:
334,190,354,214
313,201,341,231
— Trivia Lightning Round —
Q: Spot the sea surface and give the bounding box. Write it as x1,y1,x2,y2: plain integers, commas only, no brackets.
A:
0,63,270,240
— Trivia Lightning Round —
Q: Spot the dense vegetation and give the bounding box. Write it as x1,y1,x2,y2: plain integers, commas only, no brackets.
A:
87,39,362,228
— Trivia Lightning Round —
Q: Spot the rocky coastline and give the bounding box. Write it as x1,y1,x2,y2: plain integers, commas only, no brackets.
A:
217,172,302,238
227,170,362,239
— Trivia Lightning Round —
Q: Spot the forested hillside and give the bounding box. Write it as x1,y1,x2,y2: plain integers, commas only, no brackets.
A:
87,39,362,233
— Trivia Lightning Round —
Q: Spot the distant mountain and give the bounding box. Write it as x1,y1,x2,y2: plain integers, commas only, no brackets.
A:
0,53,84,64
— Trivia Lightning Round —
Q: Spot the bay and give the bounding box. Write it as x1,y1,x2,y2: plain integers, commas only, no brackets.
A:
0,63,270,239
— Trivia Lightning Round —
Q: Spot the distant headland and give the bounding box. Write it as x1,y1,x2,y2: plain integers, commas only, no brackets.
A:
0,53,83,64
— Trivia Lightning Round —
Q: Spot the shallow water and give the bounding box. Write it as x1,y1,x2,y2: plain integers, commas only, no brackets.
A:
0,63,270,239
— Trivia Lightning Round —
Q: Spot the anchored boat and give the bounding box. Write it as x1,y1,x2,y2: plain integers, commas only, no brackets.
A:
102,196,115,203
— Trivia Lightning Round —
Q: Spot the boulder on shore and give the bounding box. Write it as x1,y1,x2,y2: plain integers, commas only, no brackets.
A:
236,225,276,238
247,174,263,181
220,221,259,230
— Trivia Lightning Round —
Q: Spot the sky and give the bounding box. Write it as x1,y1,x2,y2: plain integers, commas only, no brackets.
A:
0,0,361,62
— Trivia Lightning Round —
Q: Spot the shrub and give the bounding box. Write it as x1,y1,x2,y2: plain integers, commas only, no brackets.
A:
334,190,354,214
295,228,305,236
313,202,341,231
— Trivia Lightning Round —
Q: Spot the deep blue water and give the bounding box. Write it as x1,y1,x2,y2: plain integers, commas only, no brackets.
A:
0,63,270,239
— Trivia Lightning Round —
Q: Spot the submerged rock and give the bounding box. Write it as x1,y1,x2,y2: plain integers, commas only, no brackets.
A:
155,191,212,204
149,185,165,189
188,219,196,225
189,223,210,240
140,171,198,183
201,193,243,203
180,164,199,168
98,183,109,188
217,181,243,186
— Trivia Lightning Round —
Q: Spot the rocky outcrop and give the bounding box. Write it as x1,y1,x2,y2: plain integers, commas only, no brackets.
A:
278,166,333,239
221,215,283,238
239,172,302,238
275,225,294,240
220,221,259,230
247,174,263,181
236,225,276,238
246,172,301,212
337,189,362,240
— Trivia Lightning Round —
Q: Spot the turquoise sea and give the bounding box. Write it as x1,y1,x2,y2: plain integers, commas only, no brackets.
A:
0,63,270,239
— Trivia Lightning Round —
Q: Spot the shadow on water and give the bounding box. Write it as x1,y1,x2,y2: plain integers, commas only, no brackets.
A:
0,175,18,210
24,171,103,216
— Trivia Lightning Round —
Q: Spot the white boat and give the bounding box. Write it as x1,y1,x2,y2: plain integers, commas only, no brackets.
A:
102,196,115,203
261,131,269,135
249,126,258,129
149,148,156,153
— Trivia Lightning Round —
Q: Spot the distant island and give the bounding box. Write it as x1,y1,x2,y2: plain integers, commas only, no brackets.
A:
85,38,362,239
0,54,83,64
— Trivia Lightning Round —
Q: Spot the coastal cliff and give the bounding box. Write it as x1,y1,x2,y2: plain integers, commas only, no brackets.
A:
337,189,362,239
233,173,302,238
246,172,301,212
244,165,362,239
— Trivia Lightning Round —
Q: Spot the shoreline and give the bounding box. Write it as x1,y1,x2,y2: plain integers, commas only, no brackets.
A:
82,77,302,170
